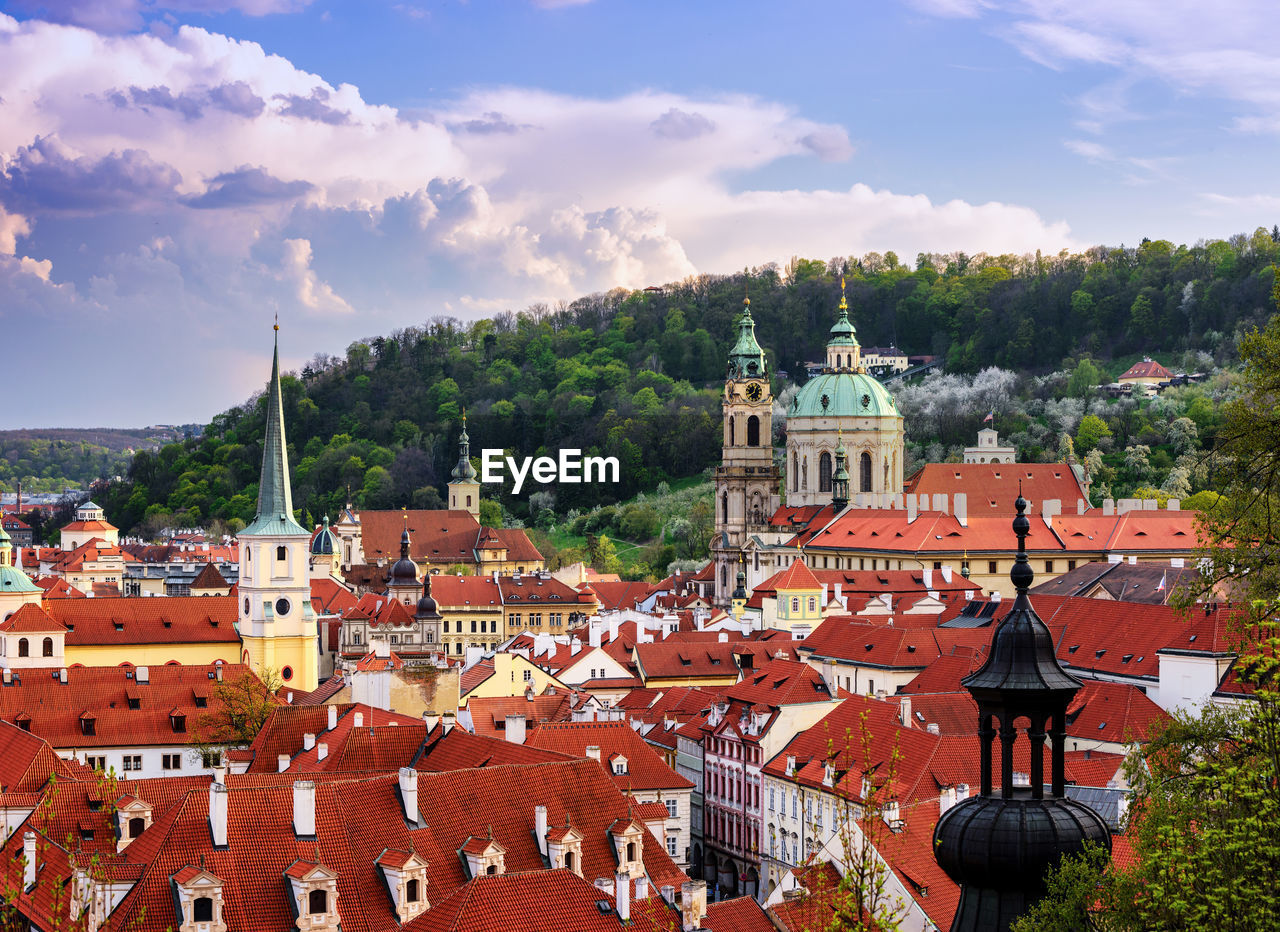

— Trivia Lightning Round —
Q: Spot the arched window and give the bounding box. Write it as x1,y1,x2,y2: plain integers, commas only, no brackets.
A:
791,452,798,491
193,897,213,922
18,638,28,658
565,851,576,873
720,565,728,590
276,545,286,561
128,817,145,838
42,637,53,657
627,841,637,862
722,493,729,524
729,417,735,446
746,415,760,447
860,452,873,492
819,452,833,492
308,889,327,914
485,864,497,875
801,457,808,490
406,878,420,903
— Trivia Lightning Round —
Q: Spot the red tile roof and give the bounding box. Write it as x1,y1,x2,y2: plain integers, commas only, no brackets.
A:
189,563,229,590
44,596,241,646
799,616,991,671
242,703,419,773
416,725,573,771
1118,358,1173,380
904,463,1090,514
526,721,693,792
0,663,263,750
310,577,359,615
633,642,739,682
582,580,658,611
0,602,66,633
463,693,573,739
0,720,80,791
725,658,833,706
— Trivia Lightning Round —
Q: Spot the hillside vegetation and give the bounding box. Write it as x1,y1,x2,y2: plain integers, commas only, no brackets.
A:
90,231,1278,537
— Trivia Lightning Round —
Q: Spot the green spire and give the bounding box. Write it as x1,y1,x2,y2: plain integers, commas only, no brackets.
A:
451,410,478,482
828,276,858,347
727,292,768,380
243,324,308,537
832,432,850,510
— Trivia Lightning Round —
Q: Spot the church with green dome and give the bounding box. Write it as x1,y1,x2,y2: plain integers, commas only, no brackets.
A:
784,285,904,507
711,281,904,605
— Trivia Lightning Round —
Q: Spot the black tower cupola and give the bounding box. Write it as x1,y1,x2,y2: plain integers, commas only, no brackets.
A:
933,494,1111,931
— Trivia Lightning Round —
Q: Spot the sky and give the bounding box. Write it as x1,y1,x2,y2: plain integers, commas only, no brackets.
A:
1,0,1277,428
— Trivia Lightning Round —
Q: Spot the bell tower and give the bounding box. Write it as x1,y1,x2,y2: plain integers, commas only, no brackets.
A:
711,292,780,606
237,324,319,693
448,412,481,519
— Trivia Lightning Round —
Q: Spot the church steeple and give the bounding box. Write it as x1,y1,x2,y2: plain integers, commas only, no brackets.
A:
448,411,481,519
727,294,767,380
244,324,307,537
831,433,850,510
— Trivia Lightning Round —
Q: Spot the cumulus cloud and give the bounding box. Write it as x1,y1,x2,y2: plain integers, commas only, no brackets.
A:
184,166,313,208
0,12,1077,425
280,237,350,312
8,0,314,33
0,136,183,213
650,108,716,141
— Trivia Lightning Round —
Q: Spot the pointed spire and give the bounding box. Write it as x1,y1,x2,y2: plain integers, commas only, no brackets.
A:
451,411,478,482
727,278,767,380
243,323,307,536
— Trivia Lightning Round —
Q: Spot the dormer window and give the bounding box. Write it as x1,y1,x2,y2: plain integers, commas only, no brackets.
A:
609,818,645,877
376,849,429,923
546,821,584,876
611,754,628,775
284,860,340,931
116,795,153,852
460,835,506,879
171,866,228,932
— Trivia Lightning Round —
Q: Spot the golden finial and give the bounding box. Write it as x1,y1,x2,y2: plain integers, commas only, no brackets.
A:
839,275,848,311
274,312,279,332
743,267,751,307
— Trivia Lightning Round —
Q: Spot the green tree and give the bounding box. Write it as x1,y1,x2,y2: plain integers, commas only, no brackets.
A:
589,534,622,574
1075,415,1112,455
1066,358,1102,398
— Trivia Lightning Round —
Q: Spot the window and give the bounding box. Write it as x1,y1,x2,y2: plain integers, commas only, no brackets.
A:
807,597,816,613
390,634,399,644
128,816,146,838
626,841,636,862
819,452,832,492
860,451,873,492
42,637,53,657
81,717,96,737
665,799,678,817
667,835,679,856
86,755,106,771
202,751,221,768
746,415,760,447
123,755,142,772
523,670,532,682
531,613,541,627
308,889,327,914
163,753,182,770
1045,560,1054,573
353,631,362,645
406,878,420,903
471,620,477,633
988,561,998,575
17,637,28,657
769,787,775,811
455,643,462,655
193,897,214,922
933,561,943,570
791,597,799,613
443,621,449,633
1068,560,1077,571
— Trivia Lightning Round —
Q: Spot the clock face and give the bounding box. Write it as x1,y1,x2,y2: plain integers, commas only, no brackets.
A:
746,382,763,402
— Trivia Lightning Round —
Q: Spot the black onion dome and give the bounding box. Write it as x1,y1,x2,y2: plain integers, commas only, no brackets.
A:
388,525,418,585
961,494,1081,695
934,796,1111,927
415,574,441,620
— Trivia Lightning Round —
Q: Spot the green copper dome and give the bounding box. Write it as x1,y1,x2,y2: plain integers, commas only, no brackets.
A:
450,414,478,482
727,299,768,380
828,293,858,347
791,372,898,419
0,565,40,594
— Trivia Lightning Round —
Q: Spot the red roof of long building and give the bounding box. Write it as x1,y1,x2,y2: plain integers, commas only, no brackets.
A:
44,596,241,646
526,720,693,792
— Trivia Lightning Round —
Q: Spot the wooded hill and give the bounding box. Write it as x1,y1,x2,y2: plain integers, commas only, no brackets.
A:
91,230,1279,536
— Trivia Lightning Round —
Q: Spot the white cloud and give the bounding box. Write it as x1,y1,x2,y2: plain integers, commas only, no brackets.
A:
0,12,1078,424
280,237,350,312
8,0,315,33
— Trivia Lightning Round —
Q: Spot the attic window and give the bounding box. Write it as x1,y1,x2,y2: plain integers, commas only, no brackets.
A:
194,695,208,708
1098,722,1108,730
114,622,124,631
1189,634,1198,642
906,645,916,653
865,643,874,651
1095,650,1106,659
128,696,141,710
1068,645,1080,654
163,620,172,628
1122,654,1133,664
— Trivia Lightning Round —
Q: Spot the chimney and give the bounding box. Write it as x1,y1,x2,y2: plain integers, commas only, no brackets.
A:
940,786,955,815
615,871,630,923
293,780,316,837
317,742,328,760
302,732,316,751
906,495,917,523
932,493,948,514
927,722,940,735
588,621,602,649
1103,498,1115,516
570,637,581,656
921,567,932,590
135,666,149,684
786,755,796,776
586,745,601,762
277,753,290,773
940,565,953,583
399,767,419,824
215,664,223,682
442,711,456,734
59,668,67,684
208,782,228,846
635,875,649,900
213,762,227,784
660,885,676,905
534,805,548,857
680,880,707,931
327,704,338,730
22,831,36,889
354,711,364,728
953,492,967,527
286,691,294,704
899,696,912,727
505,714,527,745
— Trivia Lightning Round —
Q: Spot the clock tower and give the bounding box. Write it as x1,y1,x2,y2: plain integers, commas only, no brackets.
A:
712,295,780,606
237,325,319,693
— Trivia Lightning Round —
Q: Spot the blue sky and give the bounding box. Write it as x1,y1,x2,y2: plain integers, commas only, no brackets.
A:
0,0,1276,427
